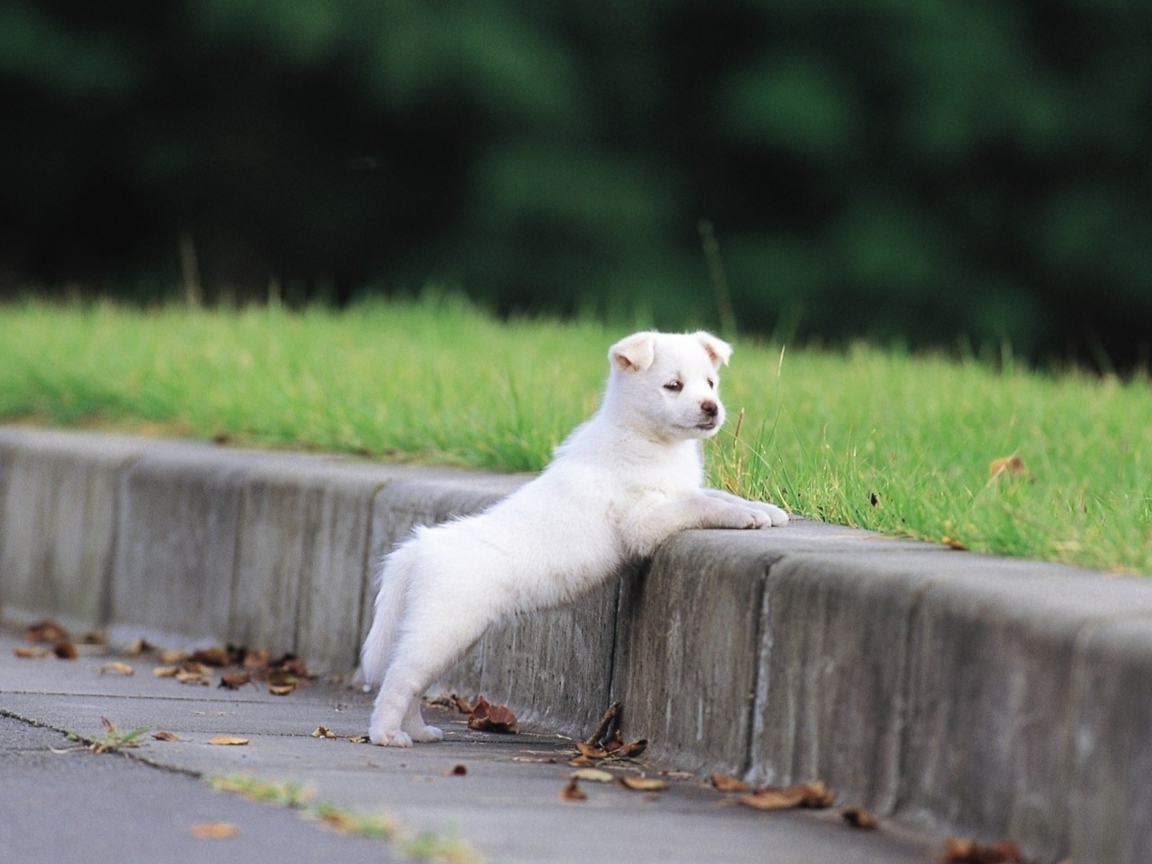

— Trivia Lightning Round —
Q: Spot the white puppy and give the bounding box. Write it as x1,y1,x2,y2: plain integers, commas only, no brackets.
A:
361,330,788,746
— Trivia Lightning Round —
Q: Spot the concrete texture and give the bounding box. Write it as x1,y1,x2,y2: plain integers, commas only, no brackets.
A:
3,425,1152,862
0,627,938,864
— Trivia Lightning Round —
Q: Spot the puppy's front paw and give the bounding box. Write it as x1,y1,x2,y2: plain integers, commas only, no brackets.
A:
370,728,414,748
759,503,789,527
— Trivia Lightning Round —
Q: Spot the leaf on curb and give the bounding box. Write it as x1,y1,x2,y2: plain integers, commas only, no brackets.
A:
157,649,189,664
620,776,668,792
241,648,271,669
571,768,615,783
152,731,183,742
448,764,468,776
842,806,878,829
153,665,180,677
942,836,1026,863
99,662,135,676
208,735,250,746
710,774,752,793
738,781,835,811
616,738,648,759
559,778,587,802
310,726,337,739
219,671,251,690
14,646,51,659
191,822,240,840
53,642,78,660
348,735,370,744
942,536,969,551
466,696,518,734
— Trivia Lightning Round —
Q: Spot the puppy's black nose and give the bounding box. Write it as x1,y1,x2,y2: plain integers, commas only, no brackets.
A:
701,400,718,418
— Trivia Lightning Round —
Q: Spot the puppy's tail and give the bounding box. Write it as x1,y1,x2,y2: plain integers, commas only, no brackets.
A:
358,540,419,686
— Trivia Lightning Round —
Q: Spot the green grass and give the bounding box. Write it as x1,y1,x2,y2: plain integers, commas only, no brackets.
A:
1,296,1149,575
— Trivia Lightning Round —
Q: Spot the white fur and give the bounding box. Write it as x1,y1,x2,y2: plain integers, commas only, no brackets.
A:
360,330,789,746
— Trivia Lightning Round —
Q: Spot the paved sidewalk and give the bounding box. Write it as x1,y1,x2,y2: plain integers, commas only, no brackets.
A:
0,627,939,864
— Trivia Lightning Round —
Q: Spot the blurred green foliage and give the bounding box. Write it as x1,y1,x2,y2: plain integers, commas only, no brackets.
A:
1,0,1150,367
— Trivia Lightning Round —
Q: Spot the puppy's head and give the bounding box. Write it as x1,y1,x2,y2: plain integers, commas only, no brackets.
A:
607,330,731,441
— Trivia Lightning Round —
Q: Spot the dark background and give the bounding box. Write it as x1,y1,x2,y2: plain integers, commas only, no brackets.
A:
2,0,1150,369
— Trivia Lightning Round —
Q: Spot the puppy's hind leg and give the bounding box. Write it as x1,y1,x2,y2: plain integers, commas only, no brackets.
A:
368,603,492,747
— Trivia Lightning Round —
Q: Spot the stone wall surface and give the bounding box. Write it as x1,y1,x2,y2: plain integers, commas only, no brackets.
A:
3,426,1152,863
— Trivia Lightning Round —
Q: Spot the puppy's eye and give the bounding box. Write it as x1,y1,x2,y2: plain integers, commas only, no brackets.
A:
663,380,683,392
707,378,715,389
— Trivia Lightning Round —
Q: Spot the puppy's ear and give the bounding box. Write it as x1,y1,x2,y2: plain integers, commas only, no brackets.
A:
609,332,657,373
695,331,732,368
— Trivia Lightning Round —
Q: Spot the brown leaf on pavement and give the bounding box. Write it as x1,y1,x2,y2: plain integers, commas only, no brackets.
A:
14,646,51,659
620,776,668,792
99,662,135,676
208,735,250,746
710,774,752,793
448,764,468,776
157,649,189,664
575,742,609,760
841,807,879,829
738,781,836,811
25,619,68,643
52,642,78,660
123,638,156,656
152,731,183,742
191,822,240,840
616,738,648,759
190,646,233,667
218,671,251,690
266,668,298,696
153,665,180,678
311,726,337,739
571,768,615,783
241,647,271,669
942,837,1026,863
466,696,518,734
559,778,587,802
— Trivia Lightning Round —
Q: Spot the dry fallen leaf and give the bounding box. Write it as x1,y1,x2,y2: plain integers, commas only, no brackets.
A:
218,671,251,690
123,637,155,656
14,646,51,659
99,662,135,676
620,776,669,792
448,764,468,776
266,668,298,696
616,739,648,759
208,735,250,746
560,778,587,802
79,630,107,646
989,456,1028,479
348,735,370,744
710,774,752,793
175,670,211,686
942,536,969,551
191,646,233,667
241,647,271,669
575,742,609,760
191,822,240,840
53,642,78,660
738,781,836,811
571,768,615,783
842,806,879,829
153,665,180,678
311,726,337,739
466,696,519,734
152,731,183,742
25,619,68,644
157,649,189,664
943,837,1026,863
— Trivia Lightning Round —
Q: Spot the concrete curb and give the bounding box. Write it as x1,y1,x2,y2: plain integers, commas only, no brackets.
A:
1,426,1150,863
